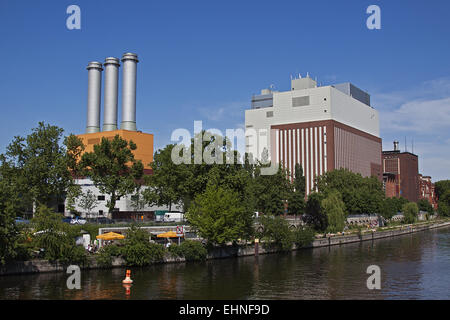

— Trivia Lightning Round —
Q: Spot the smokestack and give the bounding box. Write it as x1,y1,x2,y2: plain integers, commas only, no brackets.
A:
86,61,103,133
120,53,139,131
394,140,399,151
102,57,120,131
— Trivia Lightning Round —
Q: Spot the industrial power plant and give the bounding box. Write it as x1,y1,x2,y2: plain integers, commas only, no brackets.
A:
77,53,154,171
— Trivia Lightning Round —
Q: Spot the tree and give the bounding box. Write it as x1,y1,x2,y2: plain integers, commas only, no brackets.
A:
303,192,328,232
435,180,450,199
380,197,408,219
80,135,144,216
130,188,147,212
1,122,84,211
253,164,291,215
78,190,99,218
0,161,20,264
186,184,254,245
417,198,433,214
143,144,190,211
316,168,384,215
288,164,306,216
437,190,450,217
322,190,346,233
258,215,294,251
402,202,419,224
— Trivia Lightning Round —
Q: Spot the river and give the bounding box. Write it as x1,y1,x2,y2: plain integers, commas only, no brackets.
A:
1,226,450,299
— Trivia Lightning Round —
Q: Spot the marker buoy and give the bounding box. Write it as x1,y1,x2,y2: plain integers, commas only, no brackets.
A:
122,269,133,284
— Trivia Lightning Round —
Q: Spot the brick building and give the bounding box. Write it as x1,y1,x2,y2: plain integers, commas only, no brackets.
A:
418,174,438,209
382,141,419,203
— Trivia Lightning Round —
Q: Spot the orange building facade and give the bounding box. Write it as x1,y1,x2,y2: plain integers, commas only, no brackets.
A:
76,129,154,171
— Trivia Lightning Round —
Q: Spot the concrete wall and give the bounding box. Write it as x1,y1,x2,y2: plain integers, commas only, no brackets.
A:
2,221,449,276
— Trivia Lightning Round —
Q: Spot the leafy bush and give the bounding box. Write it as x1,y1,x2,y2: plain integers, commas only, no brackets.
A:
180,240,207,261
120,225,165,266
294,226,315,247
121,242,165,266
168,241,207,261
96,244,122,267
403,202,419,224
259,215,294,251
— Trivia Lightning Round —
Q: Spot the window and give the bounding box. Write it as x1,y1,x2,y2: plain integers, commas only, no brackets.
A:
266,111,273,118
98,195,105,201
292,96,310,107
99,210,103,216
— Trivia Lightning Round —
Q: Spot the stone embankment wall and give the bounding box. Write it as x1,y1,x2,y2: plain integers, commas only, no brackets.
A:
1,221,450,276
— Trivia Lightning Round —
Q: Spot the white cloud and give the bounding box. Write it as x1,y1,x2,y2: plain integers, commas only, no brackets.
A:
374,77,450,181
380,97,450,133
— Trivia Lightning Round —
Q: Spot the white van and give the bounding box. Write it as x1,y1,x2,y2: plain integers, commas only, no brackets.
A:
164,212,184,222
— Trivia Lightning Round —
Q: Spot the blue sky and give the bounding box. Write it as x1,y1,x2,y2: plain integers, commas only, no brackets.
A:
0,0,449,181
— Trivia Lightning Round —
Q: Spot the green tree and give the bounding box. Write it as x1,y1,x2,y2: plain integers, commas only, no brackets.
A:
402,202,419,224
437,190,450,217
121,225,165,266
316,168,384,215
31,206,87,264
379,197,408,219
303,192,328,232
435,180,450,199
417,198,433,214
1,123,84,211
80,135,144,216
143,144,191,211
78,190,100,218
322,191,346,233
258,215,294,251
186,184,253,245
288,164,306,216
0,162,21,264
253,164,291,215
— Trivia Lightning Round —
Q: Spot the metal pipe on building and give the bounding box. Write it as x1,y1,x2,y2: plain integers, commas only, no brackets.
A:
102,57,120,131
120,53,139,131
86,61,103,133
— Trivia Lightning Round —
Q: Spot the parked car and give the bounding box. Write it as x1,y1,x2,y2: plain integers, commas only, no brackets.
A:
70,217,87,225
87,217,114,224
15,217,30,224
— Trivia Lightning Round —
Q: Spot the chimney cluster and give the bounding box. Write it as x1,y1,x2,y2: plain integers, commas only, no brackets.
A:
85,53,139,133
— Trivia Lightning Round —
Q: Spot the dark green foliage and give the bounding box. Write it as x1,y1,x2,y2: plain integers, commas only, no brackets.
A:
294,226,315,247
169,240,208,261
316,168,384,215
31,206,88,264
402,202,419,224
120,225,165,266
253,164,291,215
1,123,83,208
417,198,433,214
96,244,122,267
435,180,450,199
80,135,144,214
187,185,253,245
288,164,306,215
380,197,409,219
322,191,346,233
258,215,294,251
438,190,450,217
303,192,328,232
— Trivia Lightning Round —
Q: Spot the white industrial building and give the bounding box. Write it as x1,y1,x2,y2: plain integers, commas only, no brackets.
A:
65,178,182,219
245,75,382,194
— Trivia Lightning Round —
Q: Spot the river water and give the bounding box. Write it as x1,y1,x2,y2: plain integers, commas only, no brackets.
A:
1,226,450,300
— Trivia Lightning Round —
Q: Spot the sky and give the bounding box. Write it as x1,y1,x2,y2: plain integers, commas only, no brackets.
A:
0,0,449,181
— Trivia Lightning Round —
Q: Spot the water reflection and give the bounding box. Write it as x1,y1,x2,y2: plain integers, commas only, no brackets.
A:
1,227,450,300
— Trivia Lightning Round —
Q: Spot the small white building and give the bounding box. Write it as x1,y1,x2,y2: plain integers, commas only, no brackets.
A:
65,178,182,219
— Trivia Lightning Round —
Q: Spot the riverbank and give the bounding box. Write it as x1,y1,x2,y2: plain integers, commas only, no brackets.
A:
1,219,450,276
